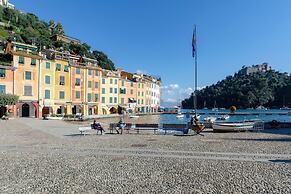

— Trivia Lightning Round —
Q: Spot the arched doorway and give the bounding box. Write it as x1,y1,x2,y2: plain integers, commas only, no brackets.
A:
22,104,30,117
102,108,107,115
0,106,7,118
109,107,117,114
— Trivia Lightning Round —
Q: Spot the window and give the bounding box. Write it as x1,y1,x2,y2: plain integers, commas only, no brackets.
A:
138,91,140,96
94,94,98,102
102,78,105,84
110,78,113,84
45,75,50,84
0,69,5,78
59,91,65,99
138,99,140,104
0,85,6,93
56,64,61,71
94,82,98,89
110,87,113,93
88,81,92,88
31,58,36,65
124,88,126,94
114,97,117,103
45,90,50,99
121,98,124,105
115,79,117,84
142,99,144,104
75,78,81,86
64,65,69,72
46,62,50,69
142,92,144,96
24,86,32,96
88,93,92,102
102,88,105,94
130,89,133,95
59,76,65,85
122,80,124,86
88,69,92,75
76,68,80,74
75,91,80,99
131,82,133,87
109,97,113,103
25,71,32,80
114,88,117,94
95,71,99,76
102,97,105,103
19,56,24,64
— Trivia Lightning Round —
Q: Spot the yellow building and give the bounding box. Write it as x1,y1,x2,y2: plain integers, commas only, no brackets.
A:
100,70,120,114
39,59,56,116
53,53,71,115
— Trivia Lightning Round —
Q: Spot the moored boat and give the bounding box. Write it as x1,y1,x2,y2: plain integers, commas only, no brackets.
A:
212,122,255,132
129,115,140,118
216,115,230,120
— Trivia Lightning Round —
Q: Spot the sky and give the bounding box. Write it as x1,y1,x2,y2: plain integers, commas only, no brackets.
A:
11,0,291,106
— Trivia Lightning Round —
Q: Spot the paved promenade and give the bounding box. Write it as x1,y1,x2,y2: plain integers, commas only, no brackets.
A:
0,118,290,193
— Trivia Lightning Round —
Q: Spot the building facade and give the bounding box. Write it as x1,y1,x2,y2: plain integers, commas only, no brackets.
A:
0,41,161,118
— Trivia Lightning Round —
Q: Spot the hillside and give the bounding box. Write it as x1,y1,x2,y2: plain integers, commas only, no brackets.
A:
182,66,291,109
0,6,115,70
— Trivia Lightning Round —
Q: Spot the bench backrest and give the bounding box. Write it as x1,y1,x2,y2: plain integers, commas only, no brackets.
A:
163,124,187,129
135,124,159,128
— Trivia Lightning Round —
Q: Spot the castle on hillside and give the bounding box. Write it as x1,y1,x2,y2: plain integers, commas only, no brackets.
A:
0,0,14,9
239,63,271,75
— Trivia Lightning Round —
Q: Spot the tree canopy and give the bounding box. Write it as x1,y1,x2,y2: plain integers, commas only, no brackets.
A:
0,7,115,70
0,93,19,106
182,69,291,109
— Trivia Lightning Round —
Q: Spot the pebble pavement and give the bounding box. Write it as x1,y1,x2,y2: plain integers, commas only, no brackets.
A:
0,118,290,193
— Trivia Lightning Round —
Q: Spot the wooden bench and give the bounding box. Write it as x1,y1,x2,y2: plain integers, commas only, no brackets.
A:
162,124,188,134
135,124,159,134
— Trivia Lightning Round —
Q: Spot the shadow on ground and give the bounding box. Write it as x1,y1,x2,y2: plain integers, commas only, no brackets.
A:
220,137,291,142
269,159,291,164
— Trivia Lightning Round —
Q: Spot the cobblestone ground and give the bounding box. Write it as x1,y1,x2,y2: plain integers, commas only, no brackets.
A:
0,118,290,193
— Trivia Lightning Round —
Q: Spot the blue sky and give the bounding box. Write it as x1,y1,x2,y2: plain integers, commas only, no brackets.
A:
11,0,291,106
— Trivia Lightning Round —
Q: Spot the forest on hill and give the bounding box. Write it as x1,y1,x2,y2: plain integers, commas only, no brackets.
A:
182,68,291,109
0,6,115,70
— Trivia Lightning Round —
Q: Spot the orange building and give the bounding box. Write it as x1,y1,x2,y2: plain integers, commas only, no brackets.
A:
119,71,137,113
0,51,15,117
12,42,42,118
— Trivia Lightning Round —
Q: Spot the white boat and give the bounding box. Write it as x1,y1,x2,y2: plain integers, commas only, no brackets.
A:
217,115,230,120
129,115,140,118
176,113,184,119
280,107,291,110
212,108,219,111
256,105,268,110
204,116,217,122
213,122,255,132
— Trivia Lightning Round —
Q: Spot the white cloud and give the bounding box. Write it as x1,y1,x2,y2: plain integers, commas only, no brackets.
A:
160,84,205,107
136,69,147,74
161,84,192,107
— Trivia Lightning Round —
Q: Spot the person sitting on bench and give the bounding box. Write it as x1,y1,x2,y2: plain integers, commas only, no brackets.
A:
116,118,126,134
92,120,105,135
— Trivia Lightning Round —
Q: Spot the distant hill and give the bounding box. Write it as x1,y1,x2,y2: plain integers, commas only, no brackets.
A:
0,6,115,70
182,64,291,109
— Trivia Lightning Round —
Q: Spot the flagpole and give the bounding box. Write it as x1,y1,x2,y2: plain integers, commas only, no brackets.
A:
193,25,197,118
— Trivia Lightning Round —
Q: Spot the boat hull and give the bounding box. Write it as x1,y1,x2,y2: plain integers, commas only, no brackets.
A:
213,122,255,132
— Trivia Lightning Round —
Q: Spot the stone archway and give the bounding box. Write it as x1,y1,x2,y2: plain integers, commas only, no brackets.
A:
102,108,108,115
109,107,117,114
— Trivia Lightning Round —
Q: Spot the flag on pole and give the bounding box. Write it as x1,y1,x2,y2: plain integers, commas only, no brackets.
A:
192,26,196,58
